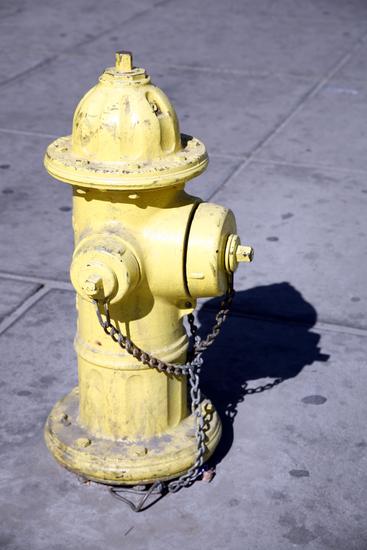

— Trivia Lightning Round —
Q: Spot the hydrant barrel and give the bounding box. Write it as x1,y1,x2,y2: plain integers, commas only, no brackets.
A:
43,52,253,485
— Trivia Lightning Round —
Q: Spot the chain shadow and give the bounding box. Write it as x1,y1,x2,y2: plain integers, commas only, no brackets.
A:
196,282,330,468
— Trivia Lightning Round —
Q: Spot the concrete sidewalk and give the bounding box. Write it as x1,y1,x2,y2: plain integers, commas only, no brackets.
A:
1,1,367,548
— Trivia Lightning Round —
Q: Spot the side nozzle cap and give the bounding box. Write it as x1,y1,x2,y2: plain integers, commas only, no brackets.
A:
70,235,140,304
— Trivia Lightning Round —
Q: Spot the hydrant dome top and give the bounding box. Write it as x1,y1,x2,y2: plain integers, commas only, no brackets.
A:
44,52,208,190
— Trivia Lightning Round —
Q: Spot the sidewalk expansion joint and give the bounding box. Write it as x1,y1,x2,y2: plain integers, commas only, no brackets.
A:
252,157,367,176
0,272,72,291
0,127,58,139
202,306,367,338
0,285,51,335
0,0,174,91
2,127,367,180
208,27,367,200
0,271,365,339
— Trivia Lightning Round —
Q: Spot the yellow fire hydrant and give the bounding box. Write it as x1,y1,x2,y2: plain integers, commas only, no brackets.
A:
44,52,253,491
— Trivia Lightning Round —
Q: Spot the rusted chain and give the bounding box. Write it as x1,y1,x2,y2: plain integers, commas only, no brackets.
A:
93,276,234,499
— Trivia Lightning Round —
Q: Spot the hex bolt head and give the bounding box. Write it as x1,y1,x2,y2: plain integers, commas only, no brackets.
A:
81,273,103,297
134,447,148,457
236,245,254,263
75,437,92,448
60,413,71,426
204,402,214,413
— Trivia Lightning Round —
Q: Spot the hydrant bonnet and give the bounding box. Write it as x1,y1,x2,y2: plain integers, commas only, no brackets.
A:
44,51,208,190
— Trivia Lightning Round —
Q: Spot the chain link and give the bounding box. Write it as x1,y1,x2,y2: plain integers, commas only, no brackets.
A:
93,275,234,496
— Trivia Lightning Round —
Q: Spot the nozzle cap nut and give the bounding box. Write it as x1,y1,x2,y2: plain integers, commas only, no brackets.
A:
236,245,254,263
225,234,254,272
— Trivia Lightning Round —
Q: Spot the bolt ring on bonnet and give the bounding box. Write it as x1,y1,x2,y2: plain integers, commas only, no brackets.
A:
45,134,207,190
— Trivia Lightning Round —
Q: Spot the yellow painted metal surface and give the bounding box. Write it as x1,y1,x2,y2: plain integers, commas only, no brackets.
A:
44,52,253,485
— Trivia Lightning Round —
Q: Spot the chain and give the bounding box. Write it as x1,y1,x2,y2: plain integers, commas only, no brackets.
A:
92,275,234,501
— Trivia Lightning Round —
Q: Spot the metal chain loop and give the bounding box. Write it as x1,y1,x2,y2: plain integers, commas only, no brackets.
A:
92,275,234,498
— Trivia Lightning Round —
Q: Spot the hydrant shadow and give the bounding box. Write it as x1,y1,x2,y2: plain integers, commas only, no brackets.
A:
196,282,330,469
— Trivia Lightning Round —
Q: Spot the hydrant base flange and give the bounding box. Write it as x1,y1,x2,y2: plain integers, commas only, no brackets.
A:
44,387,222,485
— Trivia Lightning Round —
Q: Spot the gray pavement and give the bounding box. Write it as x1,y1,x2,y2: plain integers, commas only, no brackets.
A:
0,1,367,549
